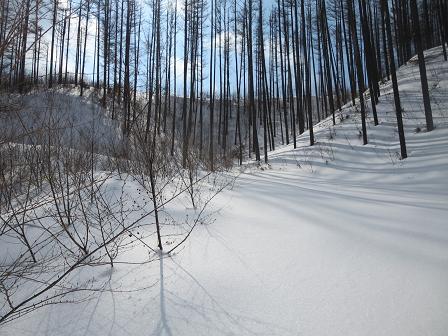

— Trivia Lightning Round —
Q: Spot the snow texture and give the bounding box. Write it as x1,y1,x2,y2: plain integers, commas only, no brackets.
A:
1,47,448,336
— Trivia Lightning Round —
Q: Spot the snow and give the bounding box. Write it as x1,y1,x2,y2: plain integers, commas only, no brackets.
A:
0,85,122,153
2,47,448,335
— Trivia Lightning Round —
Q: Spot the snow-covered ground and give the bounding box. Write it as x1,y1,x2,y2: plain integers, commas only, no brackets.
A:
2,47,448,335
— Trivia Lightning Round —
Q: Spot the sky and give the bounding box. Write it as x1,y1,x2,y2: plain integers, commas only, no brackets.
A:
30,0,351,97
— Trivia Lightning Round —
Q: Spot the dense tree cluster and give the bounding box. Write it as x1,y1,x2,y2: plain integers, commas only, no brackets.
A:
0,0,446,164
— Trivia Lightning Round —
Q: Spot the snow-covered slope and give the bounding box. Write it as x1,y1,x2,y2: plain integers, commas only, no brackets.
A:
0,86,122,152
2,47,448,336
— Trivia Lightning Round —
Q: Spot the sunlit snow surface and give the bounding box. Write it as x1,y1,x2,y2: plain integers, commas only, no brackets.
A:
2,47,448,335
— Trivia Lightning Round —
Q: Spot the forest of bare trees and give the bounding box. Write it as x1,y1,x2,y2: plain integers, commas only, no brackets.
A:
1,0,448,329
1,0,446,165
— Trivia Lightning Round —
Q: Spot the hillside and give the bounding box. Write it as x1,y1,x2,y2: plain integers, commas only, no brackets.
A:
1,47,448,336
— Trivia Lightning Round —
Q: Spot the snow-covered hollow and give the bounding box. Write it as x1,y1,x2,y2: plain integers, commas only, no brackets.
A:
1,47,448,335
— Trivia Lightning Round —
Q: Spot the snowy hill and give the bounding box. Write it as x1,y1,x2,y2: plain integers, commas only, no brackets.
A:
0,86,122,153
1,47,448,336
